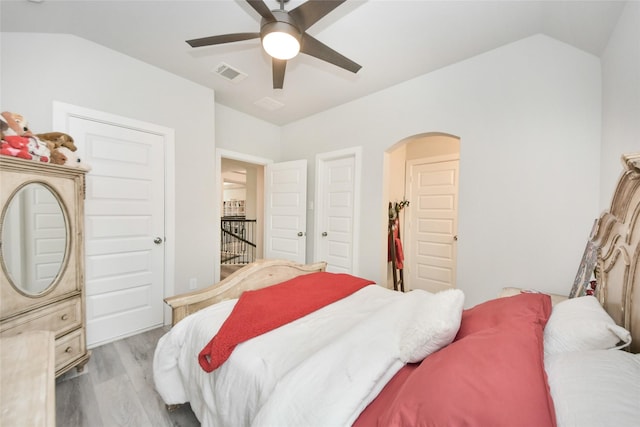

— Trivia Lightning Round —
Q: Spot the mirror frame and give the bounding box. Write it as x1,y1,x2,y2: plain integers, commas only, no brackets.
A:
0,180,71,298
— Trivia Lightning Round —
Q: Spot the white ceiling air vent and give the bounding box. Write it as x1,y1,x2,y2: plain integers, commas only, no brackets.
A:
254,97,285,111
213,63,247,83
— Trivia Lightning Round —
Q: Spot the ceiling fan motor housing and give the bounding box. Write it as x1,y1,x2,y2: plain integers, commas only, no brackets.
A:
260,10,302,42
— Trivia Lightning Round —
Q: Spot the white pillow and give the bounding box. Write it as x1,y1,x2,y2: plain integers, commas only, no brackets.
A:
399,288,464,363
545,349,640,427
544,295,631,355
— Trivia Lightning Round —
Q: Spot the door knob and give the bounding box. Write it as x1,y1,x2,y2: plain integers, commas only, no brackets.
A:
154,237,163,244
297,232,304,237
322,232,328,237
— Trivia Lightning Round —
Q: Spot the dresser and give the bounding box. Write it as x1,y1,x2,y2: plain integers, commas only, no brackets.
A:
0,156,90,377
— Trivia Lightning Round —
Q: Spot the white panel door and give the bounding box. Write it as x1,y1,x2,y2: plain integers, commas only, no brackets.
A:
406,159,459,292
316,156,356,273
265,160,307,263
68,117,165,347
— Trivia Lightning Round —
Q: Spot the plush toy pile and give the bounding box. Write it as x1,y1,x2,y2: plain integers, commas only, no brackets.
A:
0,111,91,171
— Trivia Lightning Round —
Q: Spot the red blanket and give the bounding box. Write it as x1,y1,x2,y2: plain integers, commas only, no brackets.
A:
198,271,374,372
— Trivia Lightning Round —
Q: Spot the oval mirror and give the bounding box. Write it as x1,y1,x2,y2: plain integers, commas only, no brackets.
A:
1,183,68,296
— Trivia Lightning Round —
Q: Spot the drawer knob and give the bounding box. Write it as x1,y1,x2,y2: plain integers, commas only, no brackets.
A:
61,314,69,321
65,346,73,353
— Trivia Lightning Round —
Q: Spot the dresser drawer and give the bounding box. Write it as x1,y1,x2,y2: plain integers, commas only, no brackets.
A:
0,297,82,338
55,328,86,373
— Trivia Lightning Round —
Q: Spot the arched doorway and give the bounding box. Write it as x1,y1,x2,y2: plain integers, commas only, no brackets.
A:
385,133,460,292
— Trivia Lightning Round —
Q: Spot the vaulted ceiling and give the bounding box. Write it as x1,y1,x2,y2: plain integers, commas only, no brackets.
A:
1,0,626,125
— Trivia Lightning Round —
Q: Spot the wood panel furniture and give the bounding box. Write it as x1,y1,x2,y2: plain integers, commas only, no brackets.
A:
0,330,56,427
593,153,640,352
0,156,90,376
165,258,327,325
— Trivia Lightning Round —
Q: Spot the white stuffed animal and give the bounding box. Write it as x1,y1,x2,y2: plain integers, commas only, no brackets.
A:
27,136,51,162
58,146,91,171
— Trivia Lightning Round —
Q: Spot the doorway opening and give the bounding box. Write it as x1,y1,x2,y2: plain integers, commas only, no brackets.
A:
220,158,264,280
215,149,309,282
385,133,460,292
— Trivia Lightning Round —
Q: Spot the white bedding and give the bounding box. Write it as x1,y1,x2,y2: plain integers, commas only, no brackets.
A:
153,285,464,427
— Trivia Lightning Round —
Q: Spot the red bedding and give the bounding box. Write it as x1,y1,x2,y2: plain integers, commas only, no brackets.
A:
354,293,556,427
198,271,373,372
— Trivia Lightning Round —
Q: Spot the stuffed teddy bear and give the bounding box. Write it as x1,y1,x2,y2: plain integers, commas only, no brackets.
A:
36,132,77,152
1,111,31,136
58,146,91,171
38,132,77,165
43,140,67,165
1,135,32,160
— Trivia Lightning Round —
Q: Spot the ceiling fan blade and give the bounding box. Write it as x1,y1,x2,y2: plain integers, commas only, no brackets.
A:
272,58,287,89
246,0,276,21
289,0,346,31
300,34,361,74
186,32,260,48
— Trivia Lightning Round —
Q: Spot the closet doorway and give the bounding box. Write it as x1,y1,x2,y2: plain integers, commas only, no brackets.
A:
386,133,460,292
53,101,175,347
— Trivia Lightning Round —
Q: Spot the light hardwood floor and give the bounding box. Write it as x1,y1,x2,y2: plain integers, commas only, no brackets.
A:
55,326,200,426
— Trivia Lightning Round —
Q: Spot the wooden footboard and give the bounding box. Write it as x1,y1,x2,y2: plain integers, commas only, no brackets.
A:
165,259,327,325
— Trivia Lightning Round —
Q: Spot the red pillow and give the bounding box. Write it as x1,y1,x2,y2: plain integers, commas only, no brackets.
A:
456,292,552,339
370,294,556,427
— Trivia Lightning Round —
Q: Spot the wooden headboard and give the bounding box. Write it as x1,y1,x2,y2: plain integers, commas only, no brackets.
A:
165,259,327,325
594,153,640,353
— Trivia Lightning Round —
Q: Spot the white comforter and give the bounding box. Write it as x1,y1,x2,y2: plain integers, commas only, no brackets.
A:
153,285,464,427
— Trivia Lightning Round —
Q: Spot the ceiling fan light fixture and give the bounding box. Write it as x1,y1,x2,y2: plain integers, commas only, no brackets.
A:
186,0,360,89
261,22,300,60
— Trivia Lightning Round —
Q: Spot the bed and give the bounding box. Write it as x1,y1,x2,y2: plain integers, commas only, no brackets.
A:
154,152,640,427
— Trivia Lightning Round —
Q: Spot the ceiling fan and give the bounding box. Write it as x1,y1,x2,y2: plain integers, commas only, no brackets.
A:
186,0,361,89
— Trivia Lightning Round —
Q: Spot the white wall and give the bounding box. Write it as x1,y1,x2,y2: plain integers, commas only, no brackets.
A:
223,188,247,202
601,1,640,208
215,103,282,159
1,32,216,296
282,35,602,307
